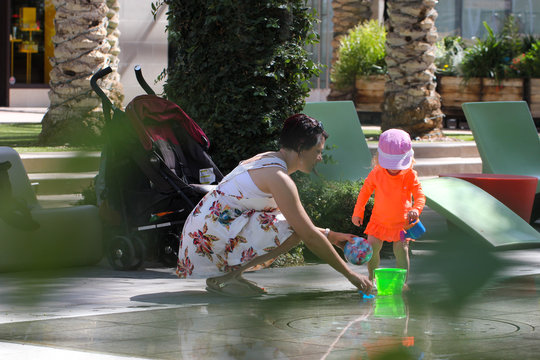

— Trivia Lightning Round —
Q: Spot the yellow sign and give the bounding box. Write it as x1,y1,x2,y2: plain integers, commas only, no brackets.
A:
20,7,37,30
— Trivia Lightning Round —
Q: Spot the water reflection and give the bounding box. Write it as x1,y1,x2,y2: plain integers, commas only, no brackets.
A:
373,294,406,319
174,279,537,360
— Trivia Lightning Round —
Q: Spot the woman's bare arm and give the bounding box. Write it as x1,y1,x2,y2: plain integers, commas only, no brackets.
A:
250,167,371,291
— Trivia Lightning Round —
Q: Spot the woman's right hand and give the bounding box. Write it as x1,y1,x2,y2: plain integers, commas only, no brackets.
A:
348,272,373,294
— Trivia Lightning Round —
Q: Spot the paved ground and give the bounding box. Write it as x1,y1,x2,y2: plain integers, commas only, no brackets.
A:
0,107,47,123
1,238,540,360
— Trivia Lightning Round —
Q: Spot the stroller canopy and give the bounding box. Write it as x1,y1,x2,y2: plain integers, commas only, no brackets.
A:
125,95,210,151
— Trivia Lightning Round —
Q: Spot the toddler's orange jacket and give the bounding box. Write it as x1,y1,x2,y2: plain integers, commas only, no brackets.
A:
353,165,425,241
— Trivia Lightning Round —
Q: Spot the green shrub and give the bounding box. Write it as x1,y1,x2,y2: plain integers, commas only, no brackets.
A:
161,0,321,173
78,182,97,206
512,41,540,78
461,20,524,81
293,173,373,262
435,36,467,76
330,20,386,89
294,174,373,234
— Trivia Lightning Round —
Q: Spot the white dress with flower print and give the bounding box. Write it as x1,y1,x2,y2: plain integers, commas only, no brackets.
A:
176,155,294,278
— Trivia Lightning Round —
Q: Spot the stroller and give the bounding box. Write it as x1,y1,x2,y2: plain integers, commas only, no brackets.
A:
90,66,223,270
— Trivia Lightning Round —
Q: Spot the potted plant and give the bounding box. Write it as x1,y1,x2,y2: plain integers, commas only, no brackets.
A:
511,39,540,118
460,20,525,102
330,20,387,112
434,36,481,117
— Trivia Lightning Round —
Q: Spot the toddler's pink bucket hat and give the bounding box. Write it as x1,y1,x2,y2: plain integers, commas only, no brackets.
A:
378,129,413,170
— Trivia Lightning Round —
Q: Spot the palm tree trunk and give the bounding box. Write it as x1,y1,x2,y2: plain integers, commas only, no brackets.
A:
327,0,372,101
40,0,123,145
381,0,443,138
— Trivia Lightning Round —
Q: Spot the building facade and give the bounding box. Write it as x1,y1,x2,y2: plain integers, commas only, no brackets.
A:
1,0,168,107
2,0,540,108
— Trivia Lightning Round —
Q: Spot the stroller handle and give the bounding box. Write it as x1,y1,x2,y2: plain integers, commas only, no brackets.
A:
90,67,113,109
134,65,156,95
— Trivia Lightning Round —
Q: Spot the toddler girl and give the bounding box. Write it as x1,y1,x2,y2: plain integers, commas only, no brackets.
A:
352,129,425,287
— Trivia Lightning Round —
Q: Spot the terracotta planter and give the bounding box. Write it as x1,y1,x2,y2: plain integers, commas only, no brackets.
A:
354,74,385,112
481,78,523,101
439,76,524,117
438,76,481,116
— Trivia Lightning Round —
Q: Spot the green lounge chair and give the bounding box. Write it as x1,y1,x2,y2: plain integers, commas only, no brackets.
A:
462,101,540,222
301,101,540,249
302,101,372,181
0,147,103,272
422,177,540,249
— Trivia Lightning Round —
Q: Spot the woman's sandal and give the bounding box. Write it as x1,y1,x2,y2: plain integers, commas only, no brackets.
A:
206,276,266,297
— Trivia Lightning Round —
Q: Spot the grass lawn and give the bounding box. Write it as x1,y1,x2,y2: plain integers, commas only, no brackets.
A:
0,123,474,153
0,124,100,152
362,128,475,142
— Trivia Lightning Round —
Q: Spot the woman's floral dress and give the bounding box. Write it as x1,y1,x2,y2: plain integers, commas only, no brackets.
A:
176,156,294,278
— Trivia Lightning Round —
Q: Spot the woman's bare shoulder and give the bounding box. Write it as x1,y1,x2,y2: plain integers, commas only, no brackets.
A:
241,151,279,165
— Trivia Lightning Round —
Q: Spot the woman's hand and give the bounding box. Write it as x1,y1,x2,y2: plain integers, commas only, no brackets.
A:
348,272,373,294
329,231,355,250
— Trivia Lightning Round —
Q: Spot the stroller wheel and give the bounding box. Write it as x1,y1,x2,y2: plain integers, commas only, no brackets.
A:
158,232,180,268
107,235,144,270
130,235,146,269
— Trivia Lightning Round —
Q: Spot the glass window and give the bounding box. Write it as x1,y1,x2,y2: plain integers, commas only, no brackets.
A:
435,0,459,36
306,0,333,89
9,0,51,85
513,0,540,35
462,0,508,39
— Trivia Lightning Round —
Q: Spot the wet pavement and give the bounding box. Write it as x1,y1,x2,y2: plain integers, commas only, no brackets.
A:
0,245,539,360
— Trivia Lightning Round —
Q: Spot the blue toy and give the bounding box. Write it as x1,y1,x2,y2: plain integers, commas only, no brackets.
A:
405,219,426,239
358,290,375,299
344,236,373,265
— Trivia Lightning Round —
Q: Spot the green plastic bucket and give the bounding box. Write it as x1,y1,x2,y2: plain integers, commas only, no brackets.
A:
374,268,407,296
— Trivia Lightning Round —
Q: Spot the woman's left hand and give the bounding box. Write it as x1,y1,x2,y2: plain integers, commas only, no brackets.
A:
329,231,356,250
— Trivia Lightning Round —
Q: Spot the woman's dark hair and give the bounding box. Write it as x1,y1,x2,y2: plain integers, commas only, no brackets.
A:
279,113,328,153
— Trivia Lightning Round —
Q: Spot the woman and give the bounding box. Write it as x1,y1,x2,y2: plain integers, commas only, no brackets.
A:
176,114,372,296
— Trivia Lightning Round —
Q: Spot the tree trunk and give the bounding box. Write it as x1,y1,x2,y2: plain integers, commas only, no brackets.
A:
327,0,372,101
381,0,443,138
40,0,123,145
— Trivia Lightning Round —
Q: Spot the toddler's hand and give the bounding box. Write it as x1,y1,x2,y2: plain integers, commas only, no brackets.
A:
352,216,363,226
407,210,419,223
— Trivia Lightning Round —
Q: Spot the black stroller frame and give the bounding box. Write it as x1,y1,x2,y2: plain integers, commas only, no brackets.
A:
91,66,223,270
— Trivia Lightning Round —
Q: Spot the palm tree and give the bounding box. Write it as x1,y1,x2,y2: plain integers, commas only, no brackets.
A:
40,0,123,145
381,0,443,138
327,0,373,101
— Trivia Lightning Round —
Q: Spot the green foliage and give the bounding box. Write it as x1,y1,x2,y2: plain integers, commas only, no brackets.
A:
151,0,165,19
330,20,387,89
79,182,97,206
293,173,373,262
163,0,321,173
435,36,467,75
461,19,524,81
293,173,373,236
512,41,540,78
270,245,304,268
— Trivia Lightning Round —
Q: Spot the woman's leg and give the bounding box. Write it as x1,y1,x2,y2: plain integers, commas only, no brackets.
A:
367,235,383,281
206,233,301,294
